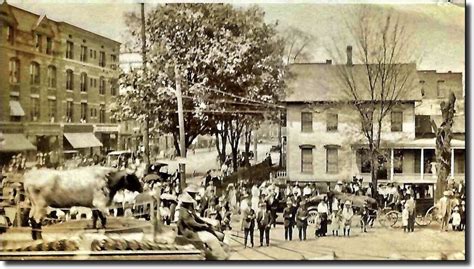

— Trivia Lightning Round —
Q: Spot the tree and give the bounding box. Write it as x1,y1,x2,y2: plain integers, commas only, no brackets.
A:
331,6,417,190
282,26,316,64
431,92,456,200
115,4,286,165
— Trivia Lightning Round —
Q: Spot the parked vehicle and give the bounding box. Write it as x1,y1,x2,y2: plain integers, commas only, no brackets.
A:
106,150,133,168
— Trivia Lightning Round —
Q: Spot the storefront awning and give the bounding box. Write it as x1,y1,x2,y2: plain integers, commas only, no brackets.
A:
64,133,103,149
9,101,25,117
0,133,36,152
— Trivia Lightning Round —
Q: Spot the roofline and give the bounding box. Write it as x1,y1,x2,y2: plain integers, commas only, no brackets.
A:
7,2,121,45
417,70,463,75
59,22,121,45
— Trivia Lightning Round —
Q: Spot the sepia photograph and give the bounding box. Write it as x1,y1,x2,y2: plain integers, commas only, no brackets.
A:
0,0,467,262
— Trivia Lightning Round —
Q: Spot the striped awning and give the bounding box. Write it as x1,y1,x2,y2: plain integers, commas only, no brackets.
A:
9,101,25,117
0,133,36,152
64,133,103,149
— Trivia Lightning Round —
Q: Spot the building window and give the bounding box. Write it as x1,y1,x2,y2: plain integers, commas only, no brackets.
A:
66,101,73,122
111,54,117,62
46,37,53,55
391,111,403,132
6,25,14,44
358,149,371,173
48,99,56,122
34,33,42,52
66,70,74,90
80,103,88,123
99,77,105,95
326,113,338,132
9,58,20,84
301,148,313,174
393,150,403,174
99,104,106,123
66,41,74,59
99,51,106,67
301,112,312,132
326,147,338,174
80,73,88,92
30,62,40,85
30,97,40,121
94,50,97,59
420,80,425,97
80,45,88,62
47,66,57,88
437,80,445,98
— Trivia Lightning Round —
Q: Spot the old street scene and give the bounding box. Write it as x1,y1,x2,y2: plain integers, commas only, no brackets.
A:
0,0,466,261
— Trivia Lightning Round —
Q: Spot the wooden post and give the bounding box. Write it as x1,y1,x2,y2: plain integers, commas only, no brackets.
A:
420,148,424,181
390,148,394,181
175,65,186,191
253,130,258,165
140,2,150,165
451,148,455,178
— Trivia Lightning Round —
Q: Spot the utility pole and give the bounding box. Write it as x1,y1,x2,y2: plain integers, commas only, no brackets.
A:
278,110,283,167
175,64,186,191
253,130,258,165
140,2,160,241
140,2,150,166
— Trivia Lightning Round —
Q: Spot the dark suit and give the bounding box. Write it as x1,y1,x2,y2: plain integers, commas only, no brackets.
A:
296,207,308,240
257,209,272,246
242,208,255,247
283,206,293,240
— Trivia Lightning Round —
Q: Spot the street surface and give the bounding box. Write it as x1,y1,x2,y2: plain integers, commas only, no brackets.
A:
225,215,465,260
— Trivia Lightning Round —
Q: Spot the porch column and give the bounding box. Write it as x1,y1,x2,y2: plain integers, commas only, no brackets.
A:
390,148,394,181
451,148,455,177
420,148,424,181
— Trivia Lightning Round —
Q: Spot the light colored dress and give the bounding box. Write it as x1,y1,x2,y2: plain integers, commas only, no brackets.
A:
251,186,260,212
341,208,354,229
402,208,409,227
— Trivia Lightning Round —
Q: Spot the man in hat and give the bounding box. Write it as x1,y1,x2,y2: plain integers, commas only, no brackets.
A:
283,200,294,240
439,190,453,232
256,202,272,247
405,193,416,232
296,200,308,240
242,202,255,248
303,183,312,198
292,182,302,197
334,181,343,193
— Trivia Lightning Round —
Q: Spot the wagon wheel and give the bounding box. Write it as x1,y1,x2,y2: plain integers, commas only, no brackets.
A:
415,212,430,226
424,205,440,225
379,210,399,228
307,210,318,226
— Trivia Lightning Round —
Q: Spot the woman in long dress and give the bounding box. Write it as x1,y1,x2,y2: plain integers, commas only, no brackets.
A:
227,184,237,212
251,184,260,212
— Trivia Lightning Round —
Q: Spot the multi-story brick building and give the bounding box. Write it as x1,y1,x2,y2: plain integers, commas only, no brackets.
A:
282,49,465,204
0,2,120,164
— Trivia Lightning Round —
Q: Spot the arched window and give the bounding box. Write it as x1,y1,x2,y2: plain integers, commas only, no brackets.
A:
80,72,88,92
30,62,40,85
66,69,74,90
47,65,57,88
9,58,20,84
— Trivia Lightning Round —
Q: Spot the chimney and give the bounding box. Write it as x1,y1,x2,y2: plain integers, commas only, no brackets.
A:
326,59,332,64
346,45,353,65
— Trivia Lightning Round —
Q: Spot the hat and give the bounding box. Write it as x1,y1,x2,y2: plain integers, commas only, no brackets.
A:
443,190,452,196
259,202,266,207
453,206,459,211
337,181,343,185
344,200,352,206
184,184,199,194
178,192,196,204
286,200,293,206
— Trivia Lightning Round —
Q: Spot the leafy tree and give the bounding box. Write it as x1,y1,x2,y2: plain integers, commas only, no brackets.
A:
114,4,286,166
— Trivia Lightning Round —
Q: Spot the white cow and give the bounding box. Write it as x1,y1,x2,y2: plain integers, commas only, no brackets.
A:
24,166,143,239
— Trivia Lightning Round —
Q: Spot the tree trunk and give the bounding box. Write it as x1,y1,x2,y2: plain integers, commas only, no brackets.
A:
243,124,252,167
172,132,180,157
434,93,456,201
215,121,228,166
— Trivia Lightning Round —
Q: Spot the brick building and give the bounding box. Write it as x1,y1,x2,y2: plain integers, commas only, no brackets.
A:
281,50,465,203
0,2,120,165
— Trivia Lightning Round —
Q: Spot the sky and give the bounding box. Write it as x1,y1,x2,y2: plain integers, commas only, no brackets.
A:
6,0,465,73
